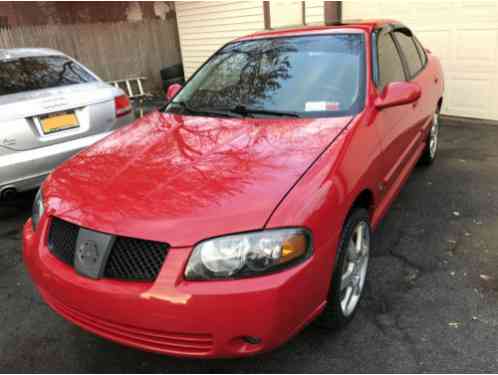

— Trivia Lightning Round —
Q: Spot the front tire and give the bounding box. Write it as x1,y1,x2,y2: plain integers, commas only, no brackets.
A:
315,208,371,329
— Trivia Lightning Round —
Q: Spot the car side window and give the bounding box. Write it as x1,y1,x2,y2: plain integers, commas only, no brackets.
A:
377,32,406,90
413,36,428,66
393,30,423,78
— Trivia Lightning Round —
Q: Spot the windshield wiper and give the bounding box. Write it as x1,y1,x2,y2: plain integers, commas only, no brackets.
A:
168,100,201,115
168,102,300,119
229,105,302,118
168,101,243,118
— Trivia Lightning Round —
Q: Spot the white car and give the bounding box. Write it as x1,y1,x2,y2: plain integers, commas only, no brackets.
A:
0,48,134,199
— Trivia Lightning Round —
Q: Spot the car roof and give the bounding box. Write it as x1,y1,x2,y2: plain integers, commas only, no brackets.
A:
237,19,400,41
0,48,65,61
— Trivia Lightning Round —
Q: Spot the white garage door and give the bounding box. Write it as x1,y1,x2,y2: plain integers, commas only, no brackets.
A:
175,2,265,79
344,1,498,121
175,1,325,80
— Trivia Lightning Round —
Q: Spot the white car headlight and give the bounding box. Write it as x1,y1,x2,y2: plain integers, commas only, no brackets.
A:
185,228,312,280
32,188,45,231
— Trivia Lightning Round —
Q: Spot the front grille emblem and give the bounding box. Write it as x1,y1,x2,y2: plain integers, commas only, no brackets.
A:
74,228,115,280
76,240,99,265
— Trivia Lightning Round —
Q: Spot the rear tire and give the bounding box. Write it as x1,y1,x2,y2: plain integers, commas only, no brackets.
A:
315,208,371,329
420,110,440,165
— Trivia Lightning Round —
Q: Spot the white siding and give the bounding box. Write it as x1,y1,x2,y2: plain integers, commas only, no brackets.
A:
305,1,324,25
343,0,498,121
176,1,265,79
270,1,303,28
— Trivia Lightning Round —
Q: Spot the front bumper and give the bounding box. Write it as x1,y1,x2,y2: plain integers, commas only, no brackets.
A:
23,217,324,358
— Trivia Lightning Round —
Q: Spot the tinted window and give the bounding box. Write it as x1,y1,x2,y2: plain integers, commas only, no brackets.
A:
377,33,406,90
413,36,427,65
394,30,423,77
167,34,366,118
0,55,97,96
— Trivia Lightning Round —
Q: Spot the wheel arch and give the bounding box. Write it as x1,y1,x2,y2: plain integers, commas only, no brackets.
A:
339,189,375,234
335,188,374,259
351,189,375,217
437,97,443,111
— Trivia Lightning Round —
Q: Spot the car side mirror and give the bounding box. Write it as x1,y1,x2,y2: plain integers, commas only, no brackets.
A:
375,81,421,110
166,83,182,102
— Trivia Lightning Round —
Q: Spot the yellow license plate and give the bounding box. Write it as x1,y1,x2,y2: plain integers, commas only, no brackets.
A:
41,112,79,134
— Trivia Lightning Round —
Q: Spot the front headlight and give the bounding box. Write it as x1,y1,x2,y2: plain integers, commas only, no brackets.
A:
185,228,312,280
32,188,45,231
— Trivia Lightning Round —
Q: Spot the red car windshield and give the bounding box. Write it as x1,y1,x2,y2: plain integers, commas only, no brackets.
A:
168,33,366,118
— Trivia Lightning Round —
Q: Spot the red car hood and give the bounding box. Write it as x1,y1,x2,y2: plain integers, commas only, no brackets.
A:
45,111,352,246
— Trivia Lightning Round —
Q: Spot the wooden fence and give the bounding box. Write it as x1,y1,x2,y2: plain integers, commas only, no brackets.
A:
0,19,182,92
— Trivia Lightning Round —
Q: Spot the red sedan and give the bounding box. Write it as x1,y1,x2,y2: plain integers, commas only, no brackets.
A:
24,20,444,358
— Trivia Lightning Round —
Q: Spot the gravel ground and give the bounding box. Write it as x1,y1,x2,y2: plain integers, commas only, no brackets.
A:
0,117,497,373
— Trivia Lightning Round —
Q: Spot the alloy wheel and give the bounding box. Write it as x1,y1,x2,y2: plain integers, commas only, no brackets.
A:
429,113,439,159
340,221,370,317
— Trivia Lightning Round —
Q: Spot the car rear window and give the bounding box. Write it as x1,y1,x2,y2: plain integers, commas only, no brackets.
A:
0,55,97,96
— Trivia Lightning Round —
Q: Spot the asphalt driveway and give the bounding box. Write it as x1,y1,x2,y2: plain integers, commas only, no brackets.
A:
1,118,497,373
